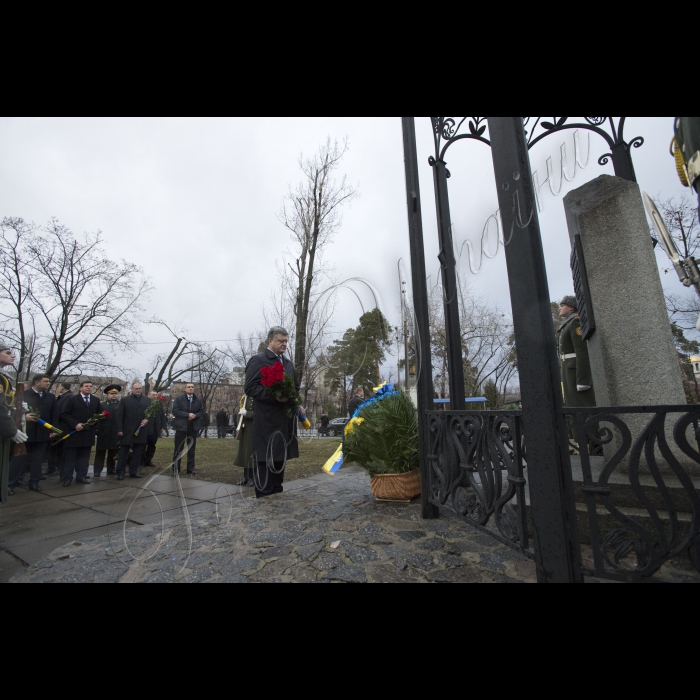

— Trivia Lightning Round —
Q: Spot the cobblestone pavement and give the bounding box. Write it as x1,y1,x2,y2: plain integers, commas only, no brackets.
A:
11,471,537,584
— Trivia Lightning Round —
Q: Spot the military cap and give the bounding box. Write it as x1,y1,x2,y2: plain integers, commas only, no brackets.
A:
560,296,578,310
104,384,123,394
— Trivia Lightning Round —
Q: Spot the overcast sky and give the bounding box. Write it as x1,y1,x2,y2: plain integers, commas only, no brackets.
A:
0,117,690,379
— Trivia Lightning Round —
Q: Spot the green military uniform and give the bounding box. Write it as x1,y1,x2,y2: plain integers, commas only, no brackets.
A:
557,313,596,408
233,395,254,485
0,372,17,504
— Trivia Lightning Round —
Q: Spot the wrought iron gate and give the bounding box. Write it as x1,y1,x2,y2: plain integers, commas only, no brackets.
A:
402,117,700,584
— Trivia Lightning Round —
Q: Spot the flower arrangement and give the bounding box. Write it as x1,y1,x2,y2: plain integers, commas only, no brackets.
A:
55,411,110,443
260,363,301,419
343,391,419,478
135,394,166,436
26,405,64,436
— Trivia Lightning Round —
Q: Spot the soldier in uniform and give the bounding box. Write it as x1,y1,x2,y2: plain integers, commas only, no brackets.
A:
673,117,700,211
94,384,122,477
0,347,28,502
233,394,255,488
557,296,596,408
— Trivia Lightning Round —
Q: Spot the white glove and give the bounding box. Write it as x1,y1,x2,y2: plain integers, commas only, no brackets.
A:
11,430,28,444
577,385,591,393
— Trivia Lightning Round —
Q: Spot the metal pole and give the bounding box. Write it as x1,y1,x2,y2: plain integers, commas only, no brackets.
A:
610,142,637,183
402,117,439,520
431,157,466,409
488,116,583,583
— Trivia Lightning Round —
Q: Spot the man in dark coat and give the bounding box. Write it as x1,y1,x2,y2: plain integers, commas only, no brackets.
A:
557,296,596,408
172,383,204,476
94,385,122,477
216,409,228,439
348,388,365,417
142,391,166,467
245,327,302,499
115,382,151,481
60,381,101,487
45,383,74,476
22,375,59,493
0,347,28,502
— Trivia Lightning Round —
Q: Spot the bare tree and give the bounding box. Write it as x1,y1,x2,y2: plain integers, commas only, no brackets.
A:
278,138,358,388
655,195,699,272
0,217,149,383
144,322,217,394
193,345,229,416
0,219,39,381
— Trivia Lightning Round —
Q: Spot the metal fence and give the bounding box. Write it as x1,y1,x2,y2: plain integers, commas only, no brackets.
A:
426,407,700,583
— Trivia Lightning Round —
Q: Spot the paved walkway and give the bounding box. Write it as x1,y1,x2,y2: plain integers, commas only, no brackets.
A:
3,467,536,584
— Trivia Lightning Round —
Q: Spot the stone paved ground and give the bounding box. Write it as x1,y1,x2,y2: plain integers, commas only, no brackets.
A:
11,470,537,584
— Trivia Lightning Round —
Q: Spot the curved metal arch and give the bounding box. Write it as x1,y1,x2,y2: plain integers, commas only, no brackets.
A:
431,117,491,162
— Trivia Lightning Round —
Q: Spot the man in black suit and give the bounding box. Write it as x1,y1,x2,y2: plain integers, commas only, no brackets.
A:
60,381,101,487
216,409,228,439
115,382,151,481
244,327,303,499
21,375,58,493
45,383,74,477
172,383,204,476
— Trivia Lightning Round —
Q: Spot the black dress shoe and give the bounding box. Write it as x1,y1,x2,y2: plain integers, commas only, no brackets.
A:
62,480,72,487
28,483,42,493
236,478,248,487
246,479,255,488
129,474,143,479
76,479,91,485
117,475,124,481
43,469,58,476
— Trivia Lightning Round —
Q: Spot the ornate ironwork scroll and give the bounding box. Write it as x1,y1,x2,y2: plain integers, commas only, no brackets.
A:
567,406,700,582
427,411,531,555
430,116,643,182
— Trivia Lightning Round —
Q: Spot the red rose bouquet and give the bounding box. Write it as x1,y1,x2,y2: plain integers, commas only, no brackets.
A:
261,363,301,419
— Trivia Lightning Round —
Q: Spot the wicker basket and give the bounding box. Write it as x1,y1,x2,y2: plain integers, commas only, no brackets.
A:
370,470,421,502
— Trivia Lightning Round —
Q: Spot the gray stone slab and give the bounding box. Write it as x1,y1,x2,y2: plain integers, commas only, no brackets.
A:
9,524,136,568
564,176,685,407
0,498,82,522
0,509,113,548
0,550,28,582
91,494,202,519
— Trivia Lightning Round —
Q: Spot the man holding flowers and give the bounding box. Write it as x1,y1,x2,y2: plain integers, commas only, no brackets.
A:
115,382,151,481
60,381,102,487
244,327,303,499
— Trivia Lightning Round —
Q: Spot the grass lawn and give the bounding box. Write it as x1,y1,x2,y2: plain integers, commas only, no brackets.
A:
145,437,344,486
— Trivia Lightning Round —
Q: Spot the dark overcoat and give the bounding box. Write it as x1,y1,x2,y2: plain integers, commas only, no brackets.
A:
54,391,74,433
115,394,152,446
23,389,58,443
245,350,299,463
234,395,254,469
60,393,102,448
172,394,204,432
96,399,121,451
557,314,596,408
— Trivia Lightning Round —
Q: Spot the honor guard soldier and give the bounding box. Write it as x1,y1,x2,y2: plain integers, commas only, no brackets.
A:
673,117,700,211
94,384,122,477
557,296,596,408
234,394,255,488
0,347,28,502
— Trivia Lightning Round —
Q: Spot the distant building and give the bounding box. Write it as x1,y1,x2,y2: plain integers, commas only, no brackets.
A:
691,356,700,380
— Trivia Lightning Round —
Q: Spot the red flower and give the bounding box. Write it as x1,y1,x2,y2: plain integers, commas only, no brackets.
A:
261,363,285,387
102,411,111,418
